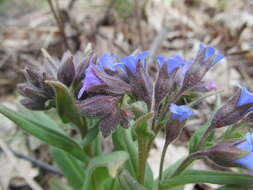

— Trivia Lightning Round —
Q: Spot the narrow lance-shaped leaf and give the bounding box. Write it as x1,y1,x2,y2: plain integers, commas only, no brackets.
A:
160,170,253,189
51,148,85,190
0,105,89,163
118,170,148,190
189,94,221,153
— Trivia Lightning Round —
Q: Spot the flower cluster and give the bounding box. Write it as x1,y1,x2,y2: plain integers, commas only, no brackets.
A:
16,42,253,181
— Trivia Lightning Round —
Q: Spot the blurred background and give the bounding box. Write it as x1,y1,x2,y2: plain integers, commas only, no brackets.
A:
0,0,253,189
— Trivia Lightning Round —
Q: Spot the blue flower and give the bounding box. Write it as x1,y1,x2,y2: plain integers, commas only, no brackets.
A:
169,104,193,122
236,84,253,107
78,53,119,98
198,44,224,65
235,133,253,171
157,55,191,74
78,64,103,98
120,50,150,73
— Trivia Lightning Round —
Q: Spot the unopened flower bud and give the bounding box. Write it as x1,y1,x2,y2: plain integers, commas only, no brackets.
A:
76,95,132,137
20,97,48,110
126,60,153,108
155,56,181,110
76,95,119,117
18,66,55,110
57,51,75,87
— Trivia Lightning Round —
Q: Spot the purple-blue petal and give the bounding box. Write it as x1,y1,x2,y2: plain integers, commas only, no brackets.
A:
236,84,253,107
120,50,150,73
169,104,193,122
167,55,185,73
98,53,117,71
157,56,166,68
212,54,224,65
136,50,150,63
77,64,103,99
235,133,253,170
198,44,224,65
120,56,137,73
205,46,215,61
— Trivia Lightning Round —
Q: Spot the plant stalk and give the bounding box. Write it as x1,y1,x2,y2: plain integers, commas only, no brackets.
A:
137,137,147,184
170,152,205,178
158,141,170,189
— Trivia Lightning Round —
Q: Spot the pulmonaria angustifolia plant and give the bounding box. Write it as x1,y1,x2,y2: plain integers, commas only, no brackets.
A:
1,44,253,190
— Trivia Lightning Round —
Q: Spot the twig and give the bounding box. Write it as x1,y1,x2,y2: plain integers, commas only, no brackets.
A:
68,0,78,10
149,26,170,58
95,0,117,35
0,139,43,190
11,150,64,176
134,0,144,49
47,0,69,49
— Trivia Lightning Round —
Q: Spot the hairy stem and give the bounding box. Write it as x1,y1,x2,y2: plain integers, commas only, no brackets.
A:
170,152,205,177
158,141,170,189
137,137,147,184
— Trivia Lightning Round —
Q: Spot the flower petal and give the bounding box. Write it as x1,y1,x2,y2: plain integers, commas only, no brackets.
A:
98,53,117,71
235,133,253,170
237,84,253,106
169,104,193,122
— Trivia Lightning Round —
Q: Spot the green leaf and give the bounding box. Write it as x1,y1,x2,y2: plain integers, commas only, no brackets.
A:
162,158,185,179
0,105,88,163
82,125,99,147
134,112,154,139
51,148,85,190
92,132,102,156
144,164,155,190
50,179,74,190
189,121,211,153
160,170,253,189
215,185,253,190
47,81,87,136
189,95,221,153
187,90,224,107
82,151,129,190
103,178,120,190
16,103,62,132
118,170,147,190
112,127,138,176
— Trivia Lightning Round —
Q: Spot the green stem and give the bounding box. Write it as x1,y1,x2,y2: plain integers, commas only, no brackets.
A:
196,126,213,152
170,152,205,177
158,141,170,189
137,137,147,185
85,144,93,157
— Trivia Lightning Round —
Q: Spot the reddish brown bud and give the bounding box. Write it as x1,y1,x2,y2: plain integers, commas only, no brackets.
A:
76,96,119,118
127,61,153,108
